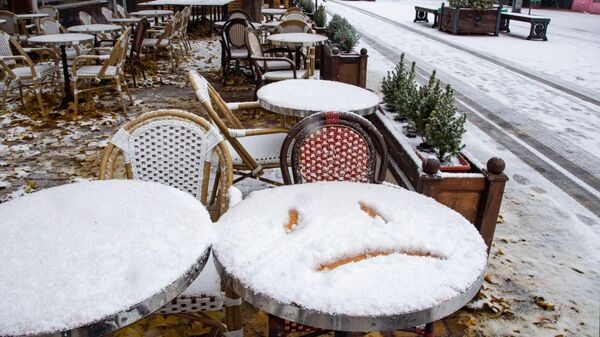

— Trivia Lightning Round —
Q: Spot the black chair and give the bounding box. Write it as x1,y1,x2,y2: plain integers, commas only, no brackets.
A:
220,18,255,84
129,17,149,87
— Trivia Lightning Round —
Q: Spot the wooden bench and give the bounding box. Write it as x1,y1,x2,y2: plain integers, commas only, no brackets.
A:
414,6,440,28
499,12,550,40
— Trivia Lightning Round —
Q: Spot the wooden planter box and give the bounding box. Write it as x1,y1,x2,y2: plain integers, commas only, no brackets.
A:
320,42,368,88
439,4,502,36
368,110,508,254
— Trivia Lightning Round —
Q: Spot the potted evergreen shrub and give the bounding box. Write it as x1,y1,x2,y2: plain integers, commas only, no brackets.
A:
320,14,368,88
439,0,502,35
383,57,469,172
298,0,315,19
313,4,327,32
369,54,508,253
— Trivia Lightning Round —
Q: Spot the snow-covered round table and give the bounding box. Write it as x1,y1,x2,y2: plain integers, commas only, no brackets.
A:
213,182,488,334
0,180,213,337
257,79,381,118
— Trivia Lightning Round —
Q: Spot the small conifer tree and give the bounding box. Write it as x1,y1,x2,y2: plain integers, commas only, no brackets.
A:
406,70,443,143
381,54,418,121
424,85,467,162
314,5,327,27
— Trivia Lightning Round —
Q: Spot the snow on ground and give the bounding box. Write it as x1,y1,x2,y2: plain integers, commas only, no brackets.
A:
323,1,599,335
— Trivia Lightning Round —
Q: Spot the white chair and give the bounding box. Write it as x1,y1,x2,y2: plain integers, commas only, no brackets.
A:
245,28,308,97
0,30,62,112
189,70,289,185
99,109,237,336
71,27,133,115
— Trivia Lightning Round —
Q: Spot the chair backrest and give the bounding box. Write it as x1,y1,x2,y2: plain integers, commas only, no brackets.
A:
0,31,36,79
188,70,267,175
97,27,131,77
101,7,116,22
39,18,65,35
37,5,59,20
244,27,263,58
284,7,303,14
275,19,312,33
222,18,253,50
78,11,96,25
228,9,252,21
130,17,149,57
0,11,28,38
99,109,233,218
281,12,310,22
115,3,129,18
279,111,388,184
188,70,244,130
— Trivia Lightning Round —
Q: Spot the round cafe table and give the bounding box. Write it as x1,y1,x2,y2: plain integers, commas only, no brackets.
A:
257,79,381,118
0,180,213,337
261,8,286,21
28,33,94,108
267,32,328,49
130,9,174,24
213,182,488,335
67,24,122,46
16,12,48,34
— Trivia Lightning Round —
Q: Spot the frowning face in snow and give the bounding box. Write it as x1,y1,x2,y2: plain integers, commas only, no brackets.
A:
214,181,488,316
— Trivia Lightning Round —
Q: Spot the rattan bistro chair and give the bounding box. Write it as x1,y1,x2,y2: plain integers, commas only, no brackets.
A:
271,111,389,337
99,109,235,336
220,18,254,84
71,27,133,115
0,30,62,112
189,70,289,185
245,28,308,98
280,111,388,185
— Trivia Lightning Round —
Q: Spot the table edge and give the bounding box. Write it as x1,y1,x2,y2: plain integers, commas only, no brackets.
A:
258,97,376,118
215,254,484,332
10,247,212,337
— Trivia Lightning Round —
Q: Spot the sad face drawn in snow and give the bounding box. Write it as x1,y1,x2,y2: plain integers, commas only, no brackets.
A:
214,182,488,316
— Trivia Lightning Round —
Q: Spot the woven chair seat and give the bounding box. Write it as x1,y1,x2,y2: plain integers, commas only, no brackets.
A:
263,69,307,81
265,60,294,70
230,47,247,58
227,132,287,166
12,64,58,78
75,65,118,77
142,38,170,47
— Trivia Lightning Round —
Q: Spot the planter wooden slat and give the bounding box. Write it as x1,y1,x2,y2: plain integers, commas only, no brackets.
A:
320,42,368,88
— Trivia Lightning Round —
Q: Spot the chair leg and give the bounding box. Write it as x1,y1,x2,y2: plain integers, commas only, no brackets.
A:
18,84,25,106
73,79,79,115
32,81,47,113
130,59,137,87
115,78,128,114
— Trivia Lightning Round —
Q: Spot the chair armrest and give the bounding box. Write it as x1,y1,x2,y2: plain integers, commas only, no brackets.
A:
0,55,34,67
251,56,295,67
229,128,288,137
226,101,261,110
71,54,104,69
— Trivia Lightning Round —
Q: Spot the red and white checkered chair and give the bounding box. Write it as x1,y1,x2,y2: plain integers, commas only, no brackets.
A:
279,111,388,185
277,112,438,336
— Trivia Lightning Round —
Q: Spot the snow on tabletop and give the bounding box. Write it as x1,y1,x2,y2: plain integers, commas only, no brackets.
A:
258,80,380,112
213,181,488,316
0,180,214,336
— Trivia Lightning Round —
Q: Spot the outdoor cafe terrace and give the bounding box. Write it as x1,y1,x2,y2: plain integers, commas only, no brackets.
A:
0,24,489,337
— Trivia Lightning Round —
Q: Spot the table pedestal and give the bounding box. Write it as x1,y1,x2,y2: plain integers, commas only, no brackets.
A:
59,45,72,109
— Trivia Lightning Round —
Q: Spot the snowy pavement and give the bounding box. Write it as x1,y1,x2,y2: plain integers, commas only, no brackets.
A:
324,1,599,335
